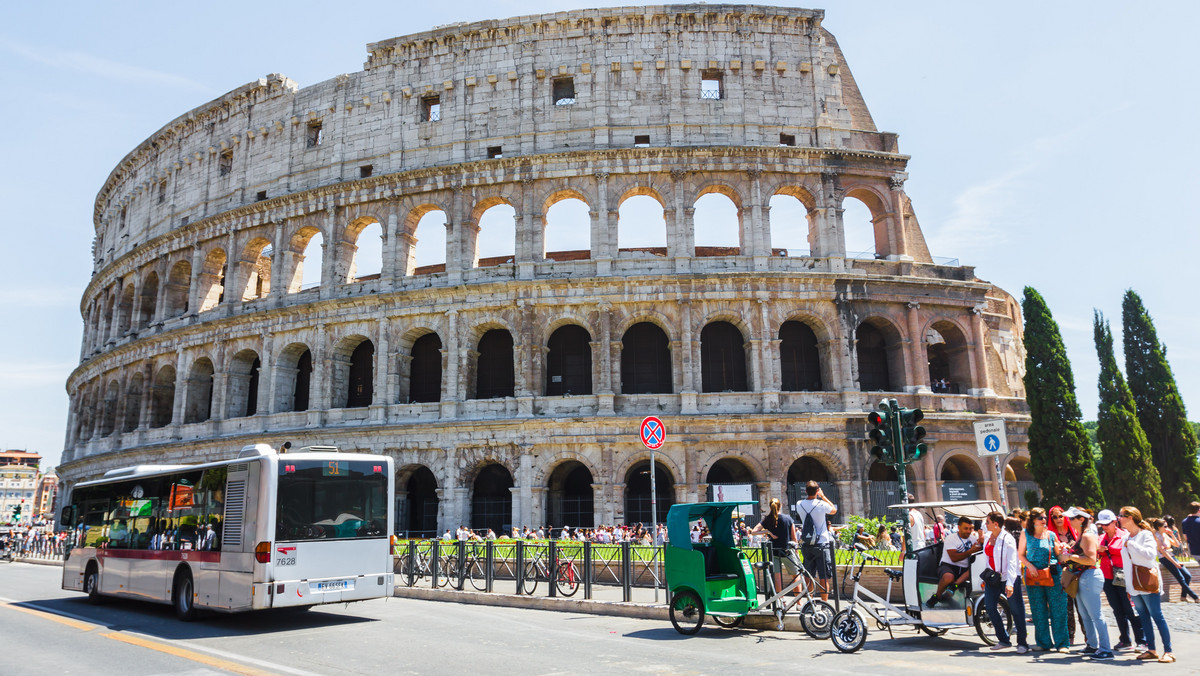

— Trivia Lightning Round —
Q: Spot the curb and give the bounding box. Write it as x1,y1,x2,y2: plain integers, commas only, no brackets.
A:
13,557,63,567
391,586,807,631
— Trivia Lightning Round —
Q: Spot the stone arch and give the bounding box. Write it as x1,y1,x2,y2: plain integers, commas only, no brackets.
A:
542,190,591,260
470,461,514,534
397,463,440,536
925,317,973,394
620,320,672,394
115,282,135,336
701,453,766,484
405,204,449,274
343,216,384,283
225,348,261,418
938,453,984,482
842,186,892,259
164,259,191,317
287,225,324,292
150,364,176,428
274,342,312,413
470,195,517,268
238,236,273,301
121,370,145,433
138,270,159,328
779,319,824,392
184,356,215,423
700,319,749,392
545,324,592,396
623,457,676,525
692,185,743,256
540,453,600,529
856,316,906,392
330,334,374,408
473,328,515,400
402,327,442,404
99,379,120,437
768,185,817,257
197,247,227,312
616,187,668,253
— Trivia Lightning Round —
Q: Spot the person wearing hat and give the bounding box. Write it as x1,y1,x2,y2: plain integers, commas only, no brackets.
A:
1058,507,1112,659
1096,508,1147,652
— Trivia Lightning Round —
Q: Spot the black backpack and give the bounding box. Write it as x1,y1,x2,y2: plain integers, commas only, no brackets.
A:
799,501,819,546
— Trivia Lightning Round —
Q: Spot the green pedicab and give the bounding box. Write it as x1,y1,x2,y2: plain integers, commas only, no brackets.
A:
665,501,758,635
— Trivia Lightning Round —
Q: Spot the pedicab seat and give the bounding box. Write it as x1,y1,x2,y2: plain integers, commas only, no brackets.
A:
884,568,904,581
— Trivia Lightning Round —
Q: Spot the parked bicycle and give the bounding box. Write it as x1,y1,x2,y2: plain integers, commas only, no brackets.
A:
400,542,452,588
521,549,581,596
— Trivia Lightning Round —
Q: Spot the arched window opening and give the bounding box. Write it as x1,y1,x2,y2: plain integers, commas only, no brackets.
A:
617,195,667,255
100,381,119,437
405,466,439,537
856,322,900,392
843,196,877,260
408,333,442,403
471,464,513,535
705,458,757,503
780,321,822,391
241,240,273,301
226,350,261,418
927,322,972,394
624,461,673,525
296,231,324,291
184,358,215,424
620,322,671,394
138,272,159,328
475,204,516,267
547,461,594,529
165,261,190,317
273,343,311,413
116,284,135,336
349,220,383,282
544,198,591,261
411,210,447,275
693,192,741,256
785,456,840,510
940,454,983,502
346,340,375,408
198,248,227,312
474,329,514,399
545,325,592,396
700,321,748,392
150,366,176,428
294,349,312,412
122,372,144,433
769,193,811,257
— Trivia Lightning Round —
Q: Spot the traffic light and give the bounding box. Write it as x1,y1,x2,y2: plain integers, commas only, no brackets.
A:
901,407,927,461
867,403,894,464
11,501,21,523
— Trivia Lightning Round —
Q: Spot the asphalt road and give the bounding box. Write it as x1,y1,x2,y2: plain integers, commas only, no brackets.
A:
1,561,1197,675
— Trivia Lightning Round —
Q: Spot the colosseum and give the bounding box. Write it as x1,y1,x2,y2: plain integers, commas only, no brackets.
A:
61,4,1034,536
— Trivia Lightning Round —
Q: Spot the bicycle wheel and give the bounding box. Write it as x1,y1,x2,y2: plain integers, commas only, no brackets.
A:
973,595,1011,646
670,589,705,635
436,556,455,588
712,615,744,628
555,562,579,597
799,599,835,639
830,609,867,653
521,562,539,595
840,570,856,600
402,555,418,587
468,558,487,592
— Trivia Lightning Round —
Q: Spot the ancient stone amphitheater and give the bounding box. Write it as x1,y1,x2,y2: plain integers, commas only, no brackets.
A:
62,4,1033,535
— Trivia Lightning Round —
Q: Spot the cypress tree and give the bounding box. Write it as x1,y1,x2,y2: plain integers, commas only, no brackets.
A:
1093,311,1163,514
1122,290,1200,512
1021,287,1105,511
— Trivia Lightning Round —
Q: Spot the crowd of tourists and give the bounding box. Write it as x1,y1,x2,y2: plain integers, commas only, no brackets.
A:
440,523,669,545
0,526,67,559
912,501,1200,664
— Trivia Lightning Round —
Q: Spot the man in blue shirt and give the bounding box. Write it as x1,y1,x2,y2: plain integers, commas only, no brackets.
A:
1181,502,1200,558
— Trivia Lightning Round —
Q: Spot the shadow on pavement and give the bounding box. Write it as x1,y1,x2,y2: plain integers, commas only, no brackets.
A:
623,626,789,642
17,596,377,639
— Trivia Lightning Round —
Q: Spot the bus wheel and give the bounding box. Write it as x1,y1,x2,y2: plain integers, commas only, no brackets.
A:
84,565,104,605
173,570,198,622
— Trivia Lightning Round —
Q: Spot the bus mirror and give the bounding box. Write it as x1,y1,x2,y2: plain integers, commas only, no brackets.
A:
60,506,75,528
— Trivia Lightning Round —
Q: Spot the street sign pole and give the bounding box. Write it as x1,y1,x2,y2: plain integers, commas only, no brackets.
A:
973,419,1010,512
640,416,666,604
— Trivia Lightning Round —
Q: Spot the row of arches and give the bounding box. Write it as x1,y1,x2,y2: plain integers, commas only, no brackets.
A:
397,452,1034,536
83,180,902,355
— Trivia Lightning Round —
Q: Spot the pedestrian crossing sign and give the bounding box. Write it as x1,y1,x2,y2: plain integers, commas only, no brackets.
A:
973,419,1008,457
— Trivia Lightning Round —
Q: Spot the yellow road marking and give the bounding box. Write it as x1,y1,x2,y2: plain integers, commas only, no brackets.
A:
0,600,97,631
102,631,279,676
0,600,278,676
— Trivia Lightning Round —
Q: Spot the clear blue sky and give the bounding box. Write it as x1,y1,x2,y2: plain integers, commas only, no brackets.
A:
3,2,1197,470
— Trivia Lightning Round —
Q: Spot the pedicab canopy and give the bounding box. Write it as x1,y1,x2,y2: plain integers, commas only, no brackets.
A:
666,501,757,551
888,500,1004,521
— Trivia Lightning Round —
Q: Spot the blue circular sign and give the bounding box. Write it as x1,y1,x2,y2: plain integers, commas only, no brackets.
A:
984,434,1000,453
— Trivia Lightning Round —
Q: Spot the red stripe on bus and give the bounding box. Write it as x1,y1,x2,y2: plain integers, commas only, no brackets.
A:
95,549,221,563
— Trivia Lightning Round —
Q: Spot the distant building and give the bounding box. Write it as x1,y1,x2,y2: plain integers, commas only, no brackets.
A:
1,461,38,525
34,470,58,522
0,449,41,469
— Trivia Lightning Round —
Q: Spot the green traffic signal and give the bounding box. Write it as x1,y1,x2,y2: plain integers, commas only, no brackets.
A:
900,407,927,461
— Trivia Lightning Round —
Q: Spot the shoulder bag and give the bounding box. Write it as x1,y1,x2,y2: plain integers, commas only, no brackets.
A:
1024,534,1055,587
1133,563,1160,593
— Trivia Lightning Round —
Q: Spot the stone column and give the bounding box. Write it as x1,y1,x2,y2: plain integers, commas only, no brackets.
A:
270,219,287,305
906,301,930,393
593,171,612,271
137,362,154,430
319,208,338,299
220,231,238,308
187,245,203,315
441,310,460,418
171,347,186,426
887,174,911,261
968,306,995,396
746,168,768,264
258,331,274,416
382,207,399,291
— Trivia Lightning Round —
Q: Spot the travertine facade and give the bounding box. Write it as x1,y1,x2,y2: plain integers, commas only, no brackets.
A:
62,5,1033,533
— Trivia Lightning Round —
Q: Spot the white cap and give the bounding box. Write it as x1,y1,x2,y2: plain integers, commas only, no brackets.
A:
1096,509,1117,525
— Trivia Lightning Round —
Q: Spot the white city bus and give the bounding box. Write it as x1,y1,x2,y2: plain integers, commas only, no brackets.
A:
60,444,393,620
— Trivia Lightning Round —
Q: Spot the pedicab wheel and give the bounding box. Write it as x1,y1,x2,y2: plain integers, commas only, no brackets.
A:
973,595,1012,646
830,609,867,653
799,599,835,640
712,615,744,628
669,589,705,635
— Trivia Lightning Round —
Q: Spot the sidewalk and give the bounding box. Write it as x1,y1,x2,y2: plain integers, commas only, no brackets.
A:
392,581,808,630
13,555,64,567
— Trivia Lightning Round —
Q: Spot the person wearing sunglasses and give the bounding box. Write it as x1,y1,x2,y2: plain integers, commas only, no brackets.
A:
1019,507,1070,651
1048,505,1080,646
1058,507,1113,659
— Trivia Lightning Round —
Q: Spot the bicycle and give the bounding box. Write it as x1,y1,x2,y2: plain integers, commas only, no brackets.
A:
400,542,451,588
751,548,836,639
520,549,581,596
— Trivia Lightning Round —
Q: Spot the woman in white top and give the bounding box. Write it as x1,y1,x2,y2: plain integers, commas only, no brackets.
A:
1120,506,1175,663
981,511,1027,651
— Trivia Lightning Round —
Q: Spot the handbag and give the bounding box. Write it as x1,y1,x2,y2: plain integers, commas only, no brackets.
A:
1133,564,1160,593
1061,567,1080,597
1112,567,1126,588
1025,565,1053,587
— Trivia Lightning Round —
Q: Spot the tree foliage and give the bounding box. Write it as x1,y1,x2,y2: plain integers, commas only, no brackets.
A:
1021,287,1105,512
1094,311,1163,514
1122,290,1200,512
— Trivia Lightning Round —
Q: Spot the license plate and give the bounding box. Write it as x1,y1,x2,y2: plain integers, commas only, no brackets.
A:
313,579,354,593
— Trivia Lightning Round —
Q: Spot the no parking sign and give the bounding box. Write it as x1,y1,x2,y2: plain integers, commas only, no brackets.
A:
640,416,665,450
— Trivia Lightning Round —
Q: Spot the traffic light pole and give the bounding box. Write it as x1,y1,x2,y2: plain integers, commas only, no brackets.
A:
886,399,913,553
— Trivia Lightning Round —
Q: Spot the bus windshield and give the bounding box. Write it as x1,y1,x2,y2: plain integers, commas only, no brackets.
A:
276,459,387,541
